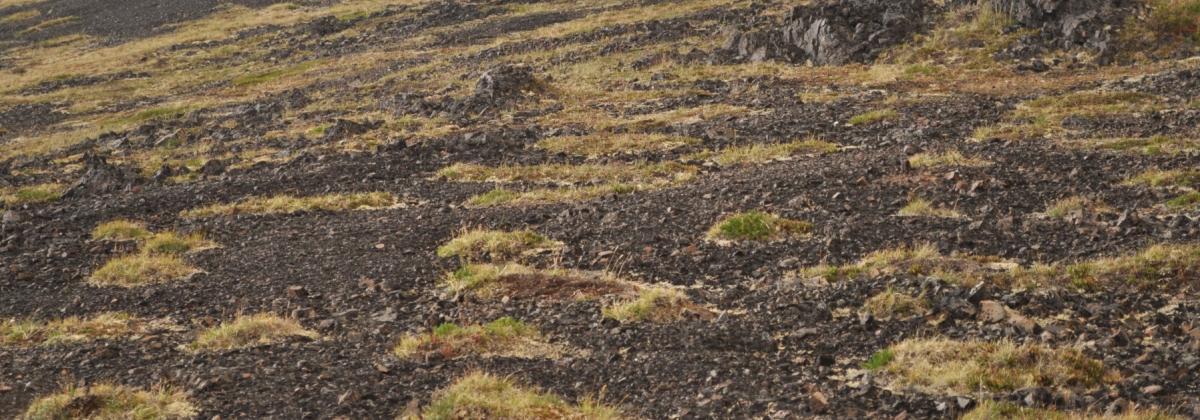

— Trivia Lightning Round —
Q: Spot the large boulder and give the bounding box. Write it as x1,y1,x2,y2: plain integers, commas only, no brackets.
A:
61,152,139,198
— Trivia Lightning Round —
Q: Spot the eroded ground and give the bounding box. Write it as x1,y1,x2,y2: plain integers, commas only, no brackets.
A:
1,0,1199,418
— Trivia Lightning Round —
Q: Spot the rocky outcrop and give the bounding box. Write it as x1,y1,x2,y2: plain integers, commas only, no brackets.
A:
61,152,139,198
719,0,937,65
986,0,1132,60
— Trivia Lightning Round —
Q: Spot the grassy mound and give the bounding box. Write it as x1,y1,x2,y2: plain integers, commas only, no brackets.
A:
185,313,317,352
22,384,197,420
394,317,561,359
706,211,812,242
422,372,621,420
437,229,563,262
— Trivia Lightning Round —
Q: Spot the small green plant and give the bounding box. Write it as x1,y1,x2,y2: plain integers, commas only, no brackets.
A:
422,372,622,420
706,211,812,241
436,229,564,262
394,317,561,359
862,349,895,370
185,313,318,352
142,232,217,255
1,183,64,206
1166,191,1200,209
91,220,151,241
848,109,898,125
21,383,197,420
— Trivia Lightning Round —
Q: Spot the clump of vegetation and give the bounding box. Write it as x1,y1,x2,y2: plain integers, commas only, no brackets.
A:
437,229,564,262
442,263,635,300
907,150,992,169
602,285,706,323
963,400,1182,420
394,317,562,359
706,211,812,242
21,383,197,420
897,198,962,218
422,372,621,420
975,90,1162,141
796,243,1200,291
1044,196,1114,219
861,289,928,320
688,138,838,166
437,162,696,185
1119,0,1200,59
848,109,898,126
1166,191,1200,209
185,313,318,352
1,313,142,347
885,4,1023,68
466,183,648,208
869,338,1113,394
143,231,217,255
180,191,397,218
1091,135,1200,155
92,220,151,241
88,254,199,287
1123,168,1200,188
1,183,65,206
536,133,700,157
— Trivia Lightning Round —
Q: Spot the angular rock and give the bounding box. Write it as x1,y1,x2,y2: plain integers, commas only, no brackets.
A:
62,152,139,198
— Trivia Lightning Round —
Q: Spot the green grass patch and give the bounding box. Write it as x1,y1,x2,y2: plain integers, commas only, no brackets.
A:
394,317,562,359
91,220,151,241
907,150,991,169
706,211,812,242
862,349,895,370
1,183,64,206
437,229,564,262
687,138,838,166
848,109,898,125
1166,191,1200,209
143,231,217,255
422,372,621,420
21,383,197,420
184,313,317,352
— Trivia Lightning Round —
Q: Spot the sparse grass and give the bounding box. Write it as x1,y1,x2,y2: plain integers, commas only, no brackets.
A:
180,191,397,218
861,289,928,320
688,138,838,166
1124,168,1200,188
0,9,40,25
897,198,962,218
535,133,701,157
797,242,1200,291
1044,196,1113,219
848,109,898,125
872,338,1113,394
976,90,1163,141
1090,135,1200,155
422,372,621,420
1,313,140,347
442,263,635,300
437,162,696,185
88,254,198,287
143,231,217,255
466,183,650,208
602,285,705,323
1166,191,1200,209
92,220,150,241
963,400,1182,420
394,317,562,359
185,313,317,352
705,211,812,242
885,4,1023,68
21,383,197,420
232,60,319,87
18,15,77,35
437,229,563,262
907,150,992,169
1,183,64,206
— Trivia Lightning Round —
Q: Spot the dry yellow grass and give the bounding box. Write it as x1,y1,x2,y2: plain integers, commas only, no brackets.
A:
91,220,151,241
907,150,992,168
689,138,839,166
1,312,143,347
466,182,673,208
421,372,622,420
394,317,563,359
184,313,318,352
602,285,707,323
1044,196,1114,219
535,133,701,157
963,400,1182,420
706,211,812,242
896,197,963,218
437,228,564,262
180,191,397,218
861,289,928,320
1,183,64,206
88,254,199,287
437,162,696,185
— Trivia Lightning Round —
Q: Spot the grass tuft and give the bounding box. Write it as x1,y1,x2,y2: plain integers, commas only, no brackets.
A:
1044,196,1113,219
437,162,696,186
861,289,928,320
688,138,838,166
88,254,199,287
706,211,812,242
1,183,65,206
394,317,561,359
185,313,317,352
21,383,197,420
180,191,397,218
875,338,1113,394
142,232,217,255
535,133,700,157
466,183,647,208
437,229,564,262
602,285,705,323
963,400,1182,420
848,109,898,126
1,313,141,347
442,263,635,300
422,372,621,420
907,150,991,169
897,198,962,218
92,220,151,241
